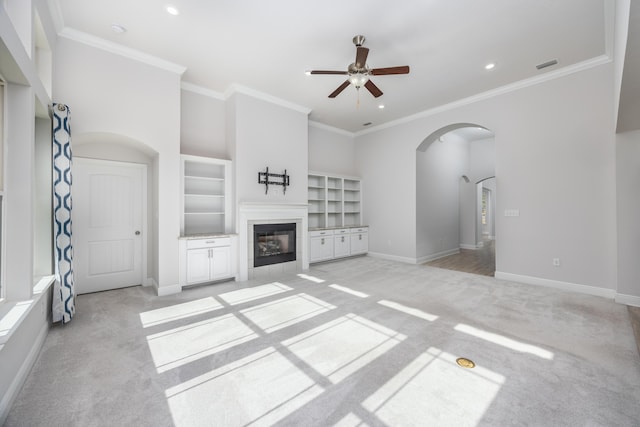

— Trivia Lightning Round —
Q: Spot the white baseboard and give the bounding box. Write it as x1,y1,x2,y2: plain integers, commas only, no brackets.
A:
0,320,49,425
417,248,460,264
459,244,478,250
155,281,182,296
494,271,616,299
615,293,640,307
367,251,418,264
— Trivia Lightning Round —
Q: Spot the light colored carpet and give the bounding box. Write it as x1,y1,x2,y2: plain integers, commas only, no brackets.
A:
5,256,640,426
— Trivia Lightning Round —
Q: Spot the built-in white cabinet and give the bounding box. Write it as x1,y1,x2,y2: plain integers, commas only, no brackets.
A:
333,228,351,258
309,227,368,264
181,155,232,236
350,227,369,255
308,172,367,264
308,172,362,229
179,236,236,287
309,230,335,263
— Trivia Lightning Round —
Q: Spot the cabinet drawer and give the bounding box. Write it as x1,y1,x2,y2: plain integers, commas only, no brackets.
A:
350,227,368,234
334,228,350,235
186,237,230,249
309,229,334,238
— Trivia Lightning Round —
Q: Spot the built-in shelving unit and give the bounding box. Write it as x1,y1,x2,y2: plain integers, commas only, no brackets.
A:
181,155,232,235
307,172,362,229
308,174,327,229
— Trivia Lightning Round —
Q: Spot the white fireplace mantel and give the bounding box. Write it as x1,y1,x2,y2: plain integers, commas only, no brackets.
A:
238,202,309,281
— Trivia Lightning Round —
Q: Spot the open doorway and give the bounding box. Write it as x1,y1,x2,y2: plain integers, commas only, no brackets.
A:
416,124,496,276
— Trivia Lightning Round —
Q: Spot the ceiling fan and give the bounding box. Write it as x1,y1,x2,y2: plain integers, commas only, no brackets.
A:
308,35,410,99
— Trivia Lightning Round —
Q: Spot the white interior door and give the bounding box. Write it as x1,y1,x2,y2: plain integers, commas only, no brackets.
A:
73,158,146,294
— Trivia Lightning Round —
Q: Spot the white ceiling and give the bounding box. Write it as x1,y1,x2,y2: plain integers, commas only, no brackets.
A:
52,0,609,133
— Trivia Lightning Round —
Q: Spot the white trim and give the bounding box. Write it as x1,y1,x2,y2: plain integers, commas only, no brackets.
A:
181,82,224,100
494,271,616,299
367,251,417,264
0,319,48,425
58,28,187,75
155,282,182,296
355,54,612,136
615,293,640,307
224,84,312,115
417,248,460,264
309,120,356,138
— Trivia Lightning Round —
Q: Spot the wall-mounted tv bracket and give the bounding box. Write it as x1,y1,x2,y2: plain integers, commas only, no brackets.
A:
258,167,290,195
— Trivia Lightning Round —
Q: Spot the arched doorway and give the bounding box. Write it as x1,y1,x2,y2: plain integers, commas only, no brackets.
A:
416,124,496,276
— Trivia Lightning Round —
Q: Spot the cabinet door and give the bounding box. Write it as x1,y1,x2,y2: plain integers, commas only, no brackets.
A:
334,234,350,258
210,246,231,280
350,233,369,255
310,236,334,262
186,248,211,285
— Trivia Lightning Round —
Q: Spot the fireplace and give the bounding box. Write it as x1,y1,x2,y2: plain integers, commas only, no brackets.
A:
253,223,296,267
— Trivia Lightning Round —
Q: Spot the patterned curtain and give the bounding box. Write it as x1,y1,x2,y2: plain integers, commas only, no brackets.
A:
52,103,75,323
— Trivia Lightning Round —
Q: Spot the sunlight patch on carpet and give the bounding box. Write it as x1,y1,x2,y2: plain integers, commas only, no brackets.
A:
329,284,370,298
282,313,406,384
147,313,258,373
240,293,336,333
166,346,324,426
218,282,292,306
297,273,325,283
454,323,554,360
362,347,504,426
139,297,223,328
378,300,439,322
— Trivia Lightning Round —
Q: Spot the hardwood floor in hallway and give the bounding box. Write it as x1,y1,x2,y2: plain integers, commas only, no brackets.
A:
425,239,495,276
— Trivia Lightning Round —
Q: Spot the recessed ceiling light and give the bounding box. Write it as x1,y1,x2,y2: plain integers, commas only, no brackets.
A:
378,104,385,109
110,23,126,33
485,63,495,70
166,5,180,15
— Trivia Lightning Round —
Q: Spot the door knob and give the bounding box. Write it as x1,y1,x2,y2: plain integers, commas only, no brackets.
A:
135,231,141,235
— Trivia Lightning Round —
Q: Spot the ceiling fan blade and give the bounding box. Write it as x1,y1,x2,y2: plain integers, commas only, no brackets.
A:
309,70,349,75
329,80,351,98
364,80,383,98
355,47,369,69
370,65,410,75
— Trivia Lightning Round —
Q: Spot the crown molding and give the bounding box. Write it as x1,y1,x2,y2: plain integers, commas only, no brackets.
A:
180,82,224,100
355,54,612,137
224,84,311,115
59,27,187,75
308,121,355,138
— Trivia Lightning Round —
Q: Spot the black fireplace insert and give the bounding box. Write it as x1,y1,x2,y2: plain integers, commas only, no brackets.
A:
253,223,296,267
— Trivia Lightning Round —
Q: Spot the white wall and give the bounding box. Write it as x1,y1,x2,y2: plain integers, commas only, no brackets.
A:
616,129,640,304
180,89,227,158
416,133,469,260
308,124,356,176
357,63,617,294
229,92,309,205
53,37,182,293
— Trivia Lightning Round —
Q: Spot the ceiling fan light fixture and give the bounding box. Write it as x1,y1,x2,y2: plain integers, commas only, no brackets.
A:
349,72,369,88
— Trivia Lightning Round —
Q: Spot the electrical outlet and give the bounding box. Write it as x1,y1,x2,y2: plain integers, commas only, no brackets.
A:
553,258,561,267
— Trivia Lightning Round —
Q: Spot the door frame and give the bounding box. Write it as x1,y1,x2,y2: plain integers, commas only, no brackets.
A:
74,157,148,289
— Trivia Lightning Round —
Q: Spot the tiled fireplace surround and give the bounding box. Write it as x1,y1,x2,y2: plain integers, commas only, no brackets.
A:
238,202,309,281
